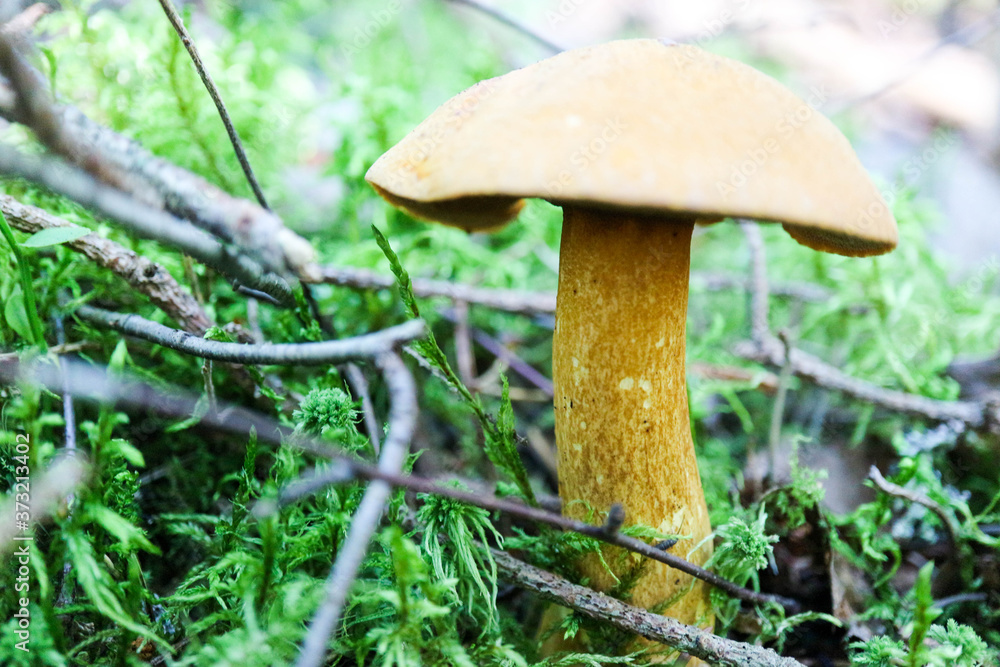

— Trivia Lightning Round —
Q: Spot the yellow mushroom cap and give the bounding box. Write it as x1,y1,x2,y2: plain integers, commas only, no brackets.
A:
366,38,897,257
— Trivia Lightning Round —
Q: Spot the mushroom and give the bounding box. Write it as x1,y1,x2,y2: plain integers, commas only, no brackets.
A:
366,39,897,632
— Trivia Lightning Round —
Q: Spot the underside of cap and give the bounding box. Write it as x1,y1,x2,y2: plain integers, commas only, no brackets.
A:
366,39,897,257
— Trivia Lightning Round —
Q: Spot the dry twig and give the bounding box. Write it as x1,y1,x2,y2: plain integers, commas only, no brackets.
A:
275,461,802,613
75,305,425,366
317,264,557,315
492,549,806,667
156,0,269,210
443,0,564,53
0,195,213,335
868,465,962,551
0,147,294,304
735,336,994,432
740,220,770,344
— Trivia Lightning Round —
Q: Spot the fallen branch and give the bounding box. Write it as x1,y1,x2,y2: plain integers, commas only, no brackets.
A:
75,304,426,365
1,194,212,335
317,265,835,317
734,335,995,432
0,147,294,305
492,549,806,667
316,264,557,315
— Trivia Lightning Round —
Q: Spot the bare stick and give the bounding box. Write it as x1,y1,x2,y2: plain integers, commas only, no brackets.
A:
318,265,830,317
0,93,316,279
439,308,553,395
868,465,961,551
767,331,795,482
443,0,564,53
735,336,993,431
1,194,213,335
0,146,294,304
75,305,425,365
1,4,50,36
345,363,381,455
694,273,831,303
492,549,806,667
740,220,770,344
317,264,557,315
296,352,417,667
0,29,137,193
453,299,476,387
2,358,342,461
156,0,269,209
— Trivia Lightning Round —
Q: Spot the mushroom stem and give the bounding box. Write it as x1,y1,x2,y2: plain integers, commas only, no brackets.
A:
553,207,713,628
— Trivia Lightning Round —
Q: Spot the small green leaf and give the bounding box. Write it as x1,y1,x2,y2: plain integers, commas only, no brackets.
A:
87,505,160,555
21,225,90,248
4,287,31,341
112,439,146,468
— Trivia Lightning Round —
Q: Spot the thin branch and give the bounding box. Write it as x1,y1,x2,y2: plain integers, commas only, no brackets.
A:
1,194,213,335
296,352,417,667
2,358,342,460
767,331,795,482
75,304,426,366
689,361,780,394
318,265,831,317
0,343,88,364
868,465,961,551
741,220,770,344
492,549,806,667
443,0,564,53
156,0,269,210
345,362,381,455
0,29,135,192
1,4,50,36
54,317,77,454
274,459,802,613
316,264,557,315
734,336,993,432
0,146,295,305
453,299,476,387
693,273,832,304
440,307,553,395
